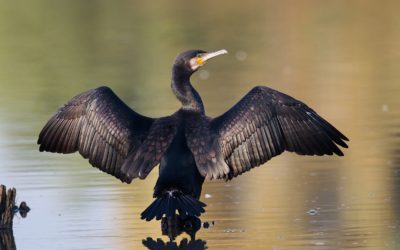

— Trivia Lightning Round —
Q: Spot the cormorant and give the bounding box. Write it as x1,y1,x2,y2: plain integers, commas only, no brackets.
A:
38,49,348,221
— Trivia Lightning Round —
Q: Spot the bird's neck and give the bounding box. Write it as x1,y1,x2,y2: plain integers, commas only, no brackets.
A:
171,66,205,113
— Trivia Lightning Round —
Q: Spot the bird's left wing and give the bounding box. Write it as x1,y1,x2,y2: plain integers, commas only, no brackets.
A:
38,86,177,183
206,86,348,180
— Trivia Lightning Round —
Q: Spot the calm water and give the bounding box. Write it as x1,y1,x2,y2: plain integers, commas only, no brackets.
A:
1,1,400,249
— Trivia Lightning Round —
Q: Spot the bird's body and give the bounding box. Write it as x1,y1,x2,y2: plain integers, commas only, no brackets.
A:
38,49,349,221
154,112,204,199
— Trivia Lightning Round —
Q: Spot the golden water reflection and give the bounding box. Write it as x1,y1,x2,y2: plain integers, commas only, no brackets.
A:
0,1,399,249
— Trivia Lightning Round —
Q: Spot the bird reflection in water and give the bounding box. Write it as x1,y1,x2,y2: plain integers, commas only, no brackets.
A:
142,216,209,250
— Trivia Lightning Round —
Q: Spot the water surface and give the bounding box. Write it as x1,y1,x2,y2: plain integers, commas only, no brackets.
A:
1,1,400,249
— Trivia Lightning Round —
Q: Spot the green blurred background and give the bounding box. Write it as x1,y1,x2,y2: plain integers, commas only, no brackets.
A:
0,1,399,249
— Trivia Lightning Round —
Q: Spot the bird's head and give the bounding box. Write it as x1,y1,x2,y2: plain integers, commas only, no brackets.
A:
173,49,228,75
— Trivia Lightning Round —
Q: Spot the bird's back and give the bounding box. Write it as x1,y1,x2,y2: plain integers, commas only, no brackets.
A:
154,112,205,199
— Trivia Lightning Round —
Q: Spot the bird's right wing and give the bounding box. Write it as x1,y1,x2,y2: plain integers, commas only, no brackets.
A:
208,86,349,180
38,86,177,183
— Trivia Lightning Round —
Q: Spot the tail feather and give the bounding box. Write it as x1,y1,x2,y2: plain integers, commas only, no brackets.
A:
175,197,185,216
181,195,201,216
141,197,163,221
178,196,195,216
190,196,206,214
141,190,206,221
166,196,174,218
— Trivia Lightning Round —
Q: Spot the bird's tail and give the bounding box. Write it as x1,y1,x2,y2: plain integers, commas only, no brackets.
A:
141,190,206,221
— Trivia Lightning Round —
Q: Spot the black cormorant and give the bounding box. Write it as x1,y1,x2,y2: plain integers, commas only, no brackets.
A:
38,49,348,221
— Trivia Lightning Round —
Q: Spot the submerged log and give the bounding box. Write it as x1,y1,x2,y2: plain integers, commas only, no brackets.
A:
0,185,16,230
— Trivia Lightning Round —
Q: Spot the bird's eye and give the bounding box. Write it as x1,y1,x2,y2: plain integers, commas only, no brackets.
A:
196,54,202,58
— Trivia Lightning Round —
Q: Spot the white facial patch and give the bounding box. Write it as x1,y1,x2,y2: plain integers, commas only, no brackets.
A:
189,58,201,71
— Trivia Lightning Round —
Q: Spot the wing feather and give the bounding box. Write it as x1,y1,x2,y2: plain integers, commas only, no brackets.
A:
205,86,349,180
38,86,176,183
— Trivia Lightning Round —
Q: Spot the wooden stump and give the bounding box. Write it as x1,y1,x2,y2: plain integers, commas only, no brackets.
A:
0,185,17,250
0,185,16,230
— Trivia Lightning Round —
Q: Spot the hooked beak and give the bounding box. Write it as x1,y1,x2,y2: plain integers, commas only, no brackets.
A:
190,49,228,71
201,49,228,62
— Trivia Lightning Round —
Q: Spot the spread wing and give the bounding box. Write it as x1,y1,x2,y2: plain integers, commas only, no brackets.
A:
208,86,349,180
38,86,177,183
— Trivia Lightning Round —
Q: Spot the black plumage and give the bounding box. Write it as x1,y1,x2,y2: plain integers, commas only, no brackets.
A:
38,49,348,221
